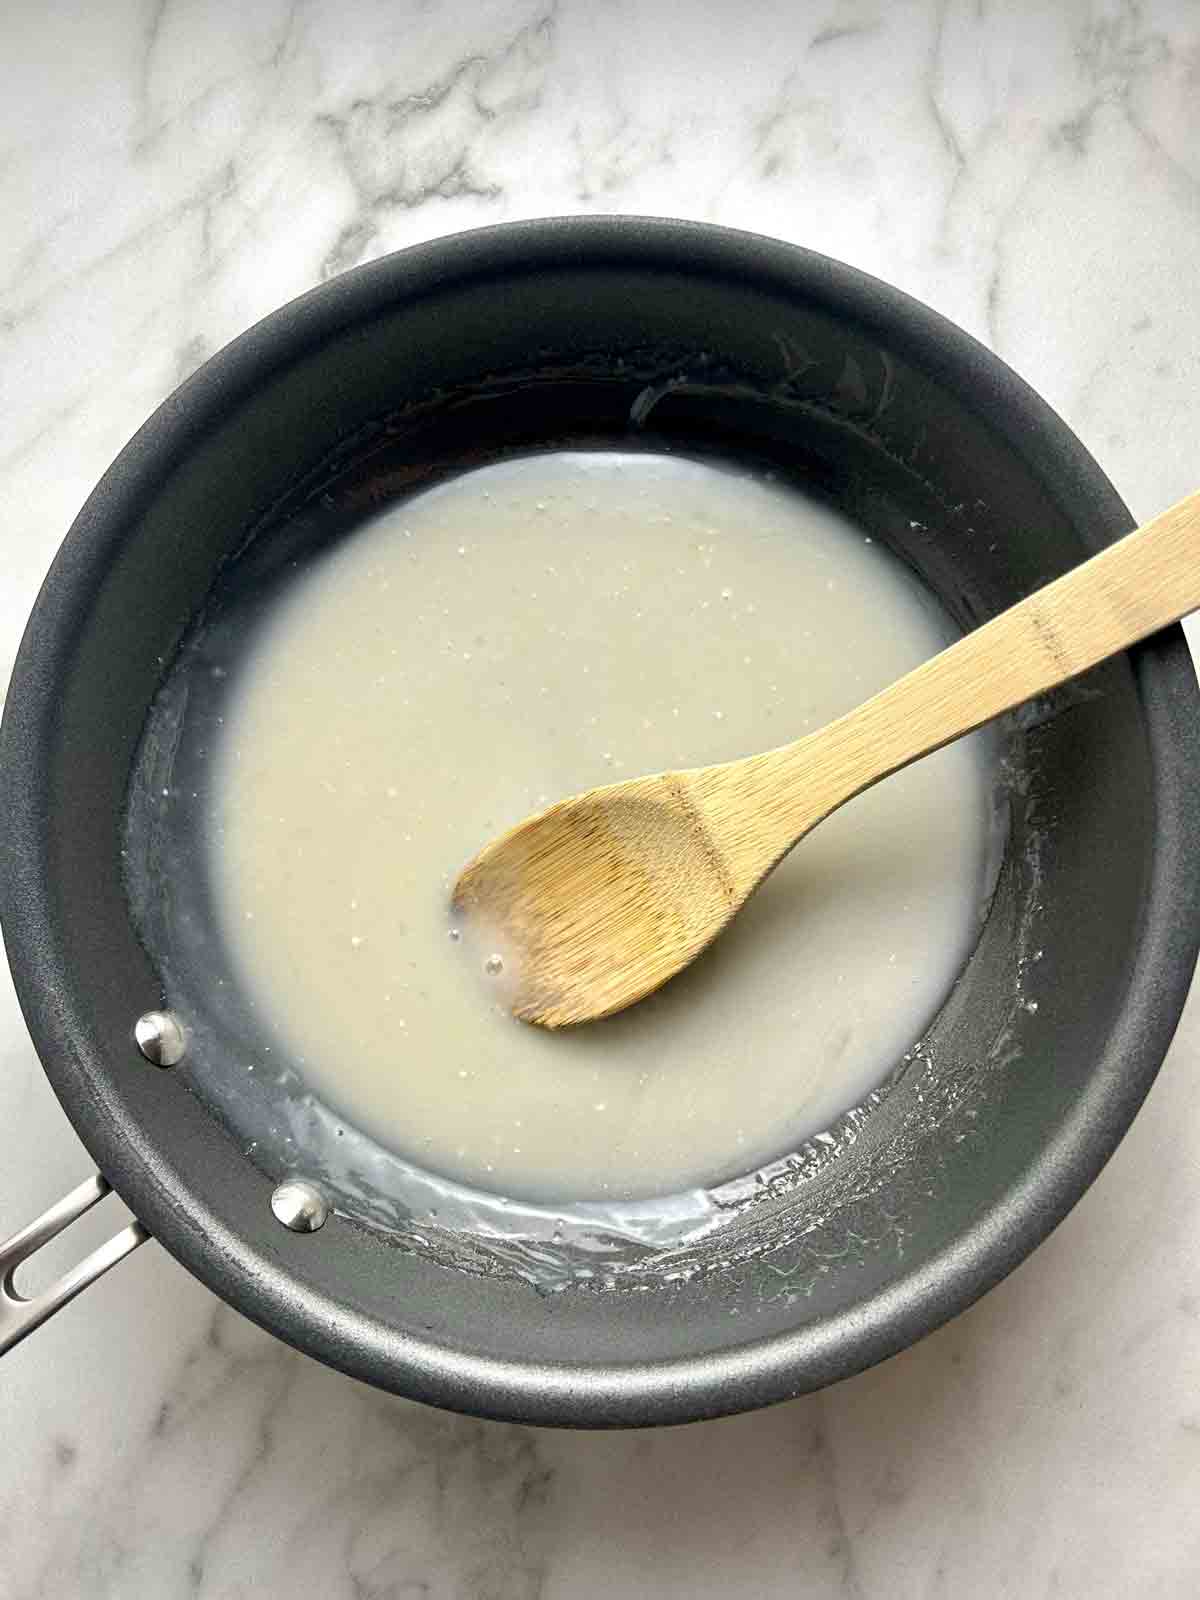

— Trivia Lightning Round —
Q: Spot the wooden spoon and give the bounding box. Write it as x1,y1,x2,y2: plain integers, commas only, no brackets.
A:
452,490,1200,1028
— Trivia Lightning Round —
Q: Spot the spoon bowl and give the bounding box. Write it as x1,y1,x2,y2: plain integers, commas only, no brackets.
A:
454,776,738,1025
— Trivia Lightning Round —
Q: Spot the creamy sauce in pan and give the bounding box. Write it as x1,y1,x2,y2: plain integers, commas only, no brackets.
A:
207,452,990,1201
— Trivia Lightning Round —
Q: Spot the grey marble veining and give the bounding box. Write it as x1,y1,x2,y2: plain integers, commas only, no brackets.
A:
2,2,1200,1595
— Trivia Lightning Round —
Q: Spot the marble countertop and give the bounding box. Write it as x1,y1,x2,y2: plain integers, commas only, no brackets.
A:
3,3,1199,1595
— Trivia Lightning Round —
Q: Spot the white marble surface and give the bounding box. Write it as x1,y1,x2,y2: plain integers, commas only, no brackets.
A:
2,1,1200,1594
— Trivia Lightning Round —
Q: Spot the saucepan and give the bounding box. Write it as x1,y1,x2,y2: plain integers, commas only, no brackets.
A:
2,217,1197,1426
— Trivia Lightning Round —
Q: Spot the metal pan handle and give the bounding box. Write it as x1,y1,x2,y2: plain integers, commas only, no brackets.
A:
0,1173,148,1355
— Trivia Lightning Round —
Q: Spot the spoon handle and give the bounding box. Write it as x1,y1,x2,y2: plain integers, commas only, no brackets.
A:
754,489,1200,834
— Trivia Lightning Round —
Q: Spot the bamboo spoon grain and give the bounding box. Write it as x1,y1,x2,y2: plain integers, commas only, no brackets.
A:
452,490,1200,1028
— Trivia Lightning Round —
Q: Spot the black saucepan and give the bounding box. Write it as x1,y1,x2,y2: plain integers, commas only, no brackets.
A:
2,217,1197,1426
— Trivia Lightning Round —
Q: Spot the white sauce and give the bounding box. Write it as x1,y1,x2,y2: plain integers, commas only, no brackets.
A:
207,452,989,1202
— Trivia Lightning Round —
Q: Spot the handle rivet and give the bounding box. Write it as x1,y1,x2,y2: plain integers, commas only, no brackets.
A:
134,1010,186,1067
270,1180,329,1233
